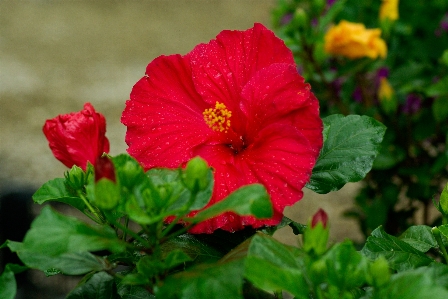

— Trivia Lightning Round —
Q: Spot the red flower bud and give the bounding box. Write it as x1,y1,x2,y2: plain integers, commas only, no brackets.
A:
43,103,110,171
95,156,116,183
311,208,328,228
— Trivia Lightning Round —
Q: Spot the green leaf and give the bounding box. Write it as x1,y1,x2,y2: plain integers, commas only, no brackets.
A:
0,264,26,299
190,184,272,223
260,216,307,236
66,272,119,299
32,178,86,211
117,284,155,299
320,241,368,290
23,206,126,255
160,234,224,265
6,206,126,274
426,76,448,97
361,226,434,271
433,96,448,122
15,250,109,275
399,225,437,252
244,233,308,299
155,259,245,299
306,114,386,194
436,224,448,241
163,249,193,269
317,0,347,34
375,266,448,299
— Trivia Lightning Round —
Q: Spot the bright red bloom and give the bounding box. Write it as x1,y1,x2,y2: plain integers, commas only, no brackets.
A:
43,103,110,171
122,23,323,233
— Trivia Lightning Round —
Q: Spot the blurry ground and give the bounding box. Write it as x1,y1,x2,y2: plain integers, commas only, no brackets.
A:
0,1,363,296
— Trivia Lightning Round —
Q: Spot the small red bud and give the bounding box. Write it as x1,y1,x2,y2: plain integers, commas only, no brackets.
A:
311,208,328,228
95,156,116,183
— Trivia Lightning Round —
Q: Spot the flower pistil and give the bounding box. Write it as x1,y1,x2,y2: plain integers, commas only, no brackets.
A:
203,102,232,133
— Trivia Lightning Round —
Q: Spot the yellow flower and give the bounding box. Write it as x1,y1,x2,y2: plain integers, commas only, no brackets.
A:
324,20,387,59
378,77,394,101
379,0,399,21
378,77,397,114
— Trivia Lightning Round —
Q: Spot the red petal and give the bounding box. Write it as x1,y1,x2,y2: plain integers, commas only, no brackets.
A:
122,55,212,169
188,23,295,131
240,63,322,150
190,123,319,233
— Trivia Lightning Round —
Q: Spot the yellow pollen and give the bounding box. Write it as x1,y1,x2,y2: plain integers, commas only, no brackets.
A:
203,102,232,133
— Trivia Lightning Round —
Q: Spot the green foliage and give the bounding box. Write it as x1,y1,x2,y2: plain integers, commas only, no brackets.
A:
0,264,27,299
273,0,448,238
307,114,386,193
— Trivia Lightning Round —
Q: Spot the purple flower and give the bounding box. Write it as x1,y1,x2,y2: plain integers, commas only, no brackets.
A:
402,94,422,114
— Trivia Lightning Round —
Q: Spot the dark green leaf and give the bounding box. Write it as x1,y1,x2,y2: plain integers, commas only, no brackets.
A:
306,114,386,194
32,178,86,211
361,226,433,271
399,225,437,252
16,250,108,275
190,184,272,223
433,96,448,122
244,233,308,299
66,272,119,299
156,259,245,299
160,233,223,264
260,216,307,236
117,284,155,299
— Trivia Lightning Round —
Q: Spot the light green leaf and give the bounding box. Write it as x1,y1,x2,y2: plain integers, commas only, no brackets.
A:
375,266,448,299
244,233,308,299
190,184,272,223
0,264,26,299
306,114,386,194
32,178,85,211
6,206,126,274
426,76,448,97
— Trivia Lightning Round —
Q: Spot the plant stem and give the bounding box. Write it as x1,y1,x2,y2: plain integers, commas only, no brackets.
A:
112,219,152,249
432,227,448,264
78,192,104,224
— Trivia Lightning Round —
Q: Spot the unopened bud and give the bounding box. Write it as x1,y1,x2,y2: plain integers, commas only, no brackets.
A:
311,208,328,228
292,8,308,30
95,156,116,183
183,157,211,192
65,165,87,191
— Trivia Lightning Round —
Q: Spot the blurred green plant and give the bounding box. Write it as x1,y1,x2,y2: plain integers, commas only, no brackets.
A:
273,0,448,237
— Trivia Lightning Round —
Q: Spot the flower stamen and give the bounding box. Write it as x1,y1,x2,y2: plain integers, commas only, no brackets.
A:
203,102,232,133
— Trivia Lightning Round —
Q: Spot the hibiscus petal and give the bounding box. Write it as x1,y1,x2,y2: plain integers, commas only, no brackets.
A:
121,55,212,169
240,63,323,155
188,23,295,126
191,122,318,233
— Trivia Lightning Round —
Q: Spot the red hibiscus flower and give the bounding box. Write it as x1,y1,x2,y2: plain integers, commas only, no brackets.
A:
43,102,110,171
122,23,323,233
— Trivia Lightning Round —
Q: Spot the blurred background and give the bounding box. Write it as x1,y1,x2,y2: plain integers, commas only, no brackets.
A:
0,2,361,296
